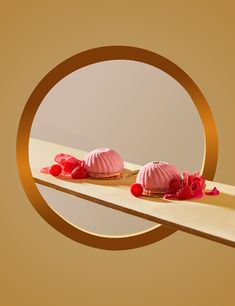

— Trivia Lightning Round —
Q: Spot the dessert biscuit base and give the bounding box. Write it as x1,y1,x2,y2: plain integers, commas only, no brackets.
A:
87,171,123,180
142,188,168,197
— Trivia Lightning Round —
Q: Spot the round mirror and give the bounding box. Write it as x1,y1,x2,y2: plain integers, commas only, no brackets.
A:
17,46,218,249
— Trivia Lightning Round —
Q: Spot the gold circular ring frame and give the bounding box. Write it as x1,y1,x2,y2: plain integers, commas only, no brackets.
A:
16,46,218,250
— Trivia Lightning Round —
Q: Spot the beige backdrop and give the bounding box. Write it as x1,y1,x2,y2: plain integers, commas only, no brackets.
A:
1,1,235,306
30,59,204,235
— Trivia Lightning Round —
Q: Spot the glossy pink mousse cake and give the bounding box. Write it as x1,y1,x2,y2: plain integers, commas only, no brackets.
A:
83,148,124,178
136,161,181,196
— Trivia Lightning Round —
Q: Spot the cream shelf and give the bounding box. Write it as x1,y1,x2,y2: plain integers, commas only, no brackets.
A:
29,138,235,248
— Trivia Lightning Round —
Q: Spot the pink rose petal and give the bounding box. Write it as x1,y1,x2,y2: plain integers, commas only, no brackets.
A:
183,171,189,187
40,166,50,174
54,153,77,165
163,193,178,200
192,189,204,199
205,187,220,196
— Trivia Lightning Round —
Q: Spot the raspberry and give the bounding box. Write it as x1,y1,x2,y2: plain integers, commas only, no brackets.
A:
54,153,77,165
192,189,204,199
49,164,62,176
176,186,193,200
71,165,87,179
63,161,77,173
130,183,143,197
62,159,82,173
169,178,181,194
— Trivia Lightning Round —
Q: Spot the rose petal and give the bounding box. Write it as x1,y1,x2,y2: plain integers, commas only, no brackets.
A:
189,173,206,191
201,177,206,190
40,166,50,174
163,193,178,200
54,153,77,165
205,187,220,196
188,175,193,186
192,189,204,199
191,181,201,191
183,171,190,187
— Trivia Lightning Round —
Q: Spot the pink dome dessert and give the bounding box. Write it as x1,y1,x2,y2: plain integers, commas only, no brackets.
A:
136,161,181,196
83,148,124,178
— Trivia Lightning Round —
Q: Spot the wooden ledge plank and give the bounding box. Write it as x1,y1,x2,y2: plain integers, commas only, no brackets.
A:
29,138,235,248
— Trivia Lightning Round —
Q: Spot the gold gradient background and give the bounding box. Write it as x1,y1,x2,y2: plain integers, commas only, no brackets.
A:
1,1,235,306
